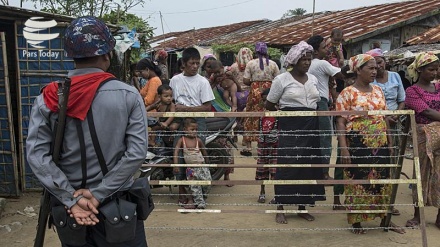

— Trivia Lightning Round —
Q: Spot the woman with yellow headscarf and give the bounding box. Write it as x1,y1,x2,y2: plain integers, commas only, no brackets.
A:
404,52,440,229
336,54,405,234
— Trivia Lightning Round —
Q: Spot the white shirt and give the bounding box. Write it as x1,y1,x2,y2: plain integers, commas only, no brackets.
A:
308,58,341,100
267,72,321,109
170,73,215,107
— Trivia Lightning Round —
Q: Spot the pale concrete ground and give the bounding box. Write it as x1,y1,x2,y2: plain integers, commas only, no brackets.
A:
0,137,438,247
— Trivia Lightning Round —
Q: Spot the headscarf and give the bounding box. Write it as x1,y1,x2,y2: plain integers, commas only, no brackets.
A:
200,54,217,69
155,49,168,60
348,54,374,73
407,52,439,81
255,42,269,70
283,41,313,67
237,47,253,71
366,48,384,58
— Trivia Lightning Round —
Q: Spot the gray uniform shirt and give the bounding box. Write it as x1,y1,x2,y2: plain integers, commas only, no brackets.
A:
26,68,148,208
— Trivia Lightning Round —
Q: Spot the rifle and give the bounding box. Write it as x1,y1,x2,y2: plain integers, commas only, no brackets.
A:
34,77,71,247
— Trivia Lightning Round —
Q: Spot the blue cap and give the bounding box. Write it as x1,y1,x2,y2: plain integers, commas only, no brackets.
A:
64,16,116,58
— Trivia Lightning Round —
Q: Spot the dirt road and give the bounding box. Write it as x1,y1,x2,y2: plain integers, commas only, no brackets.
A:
1,145,439,247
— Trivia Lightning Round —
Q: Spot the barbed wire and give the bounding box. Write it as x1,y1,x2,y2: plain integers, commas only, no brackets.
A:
151,193,410,198
154,202,415,207
144,226,418,232
149,130,410,136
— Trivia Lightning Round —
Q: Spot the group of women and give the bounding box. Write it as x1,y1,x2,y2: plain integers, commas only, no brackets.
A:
259,40,440,235
133,43,440,235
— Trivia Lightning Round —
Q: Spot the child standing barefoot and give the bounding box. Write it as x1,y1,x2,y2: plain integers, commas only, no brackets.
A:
174,118,211,209
256,88,278,203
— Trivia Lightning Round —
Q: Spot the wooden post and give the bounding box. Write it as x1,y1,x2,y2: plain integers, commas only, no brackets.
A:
382,115,410,231
311,0,316,36
410,114,428,247
1,32,19,196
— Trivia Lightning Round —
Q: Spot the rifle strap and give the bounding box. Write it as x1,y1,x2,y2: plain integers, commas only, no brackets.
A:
75,119,88,189
87,108,108,176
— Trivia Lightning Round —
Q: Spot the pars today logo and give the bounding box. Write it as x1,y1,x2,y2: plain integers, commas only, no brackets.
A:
22,17,61,59
23,17,59,48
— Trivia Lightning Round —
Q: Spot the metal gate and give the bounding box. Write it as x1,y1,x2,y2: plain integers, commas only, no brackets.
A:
0,32,19,196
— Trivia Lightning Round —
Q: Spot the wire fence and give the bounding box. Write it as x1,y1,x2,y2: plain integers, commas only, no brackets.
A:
142,110,427,246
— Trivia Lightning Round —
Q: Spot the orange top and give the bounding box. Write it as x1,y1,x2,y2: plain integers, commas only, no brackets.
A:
140,76,162,106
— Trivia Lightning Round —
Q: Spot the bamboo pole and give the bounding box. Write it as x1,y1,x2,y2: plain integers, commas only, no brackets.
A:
153,209,392,215
1,32,19,196
148,179,418,186
144,163,401,168
14,21,26,192
311,0,316,36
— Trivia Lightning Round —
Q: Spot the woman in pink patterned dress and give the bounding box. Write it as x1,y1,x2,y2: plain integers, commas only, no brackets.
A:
404,52,440,229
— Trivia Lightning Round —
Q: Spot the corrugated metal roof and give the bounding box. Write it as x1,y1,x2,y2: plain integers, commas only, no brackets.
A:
406,24,440,45
207,0,440,46
0,5,74,22
148,20,267,49
148,31,190,45
0,5,119,28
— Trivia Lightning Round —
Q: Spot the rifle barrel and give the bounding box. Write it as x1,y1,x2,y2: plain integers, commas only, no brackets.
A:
34,78,71,247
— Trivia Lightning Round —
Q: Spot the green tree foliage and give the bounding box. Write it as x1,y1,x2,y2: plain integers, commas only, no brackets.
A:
211,43,283,60
281,8,307,19
102,11,154,63
26,0,144,18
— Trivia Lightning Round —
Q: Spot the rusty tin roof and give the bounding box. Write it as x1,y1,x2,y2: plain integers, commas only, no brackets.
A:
207,0,440,46
150,20,267,49
406,24,440,45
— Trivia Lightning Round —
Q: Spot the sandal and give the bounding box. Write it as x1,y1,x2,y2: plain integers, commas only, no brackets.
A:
298,213,315,221
405,219,420,228
351,223,367,234
332,205,346,210
183,204,197,209
240,150,252,156
178,198,188,207
257,194,266,203
389,222,405,234
404,153,414,160
351,227,367,234
269,198,276,204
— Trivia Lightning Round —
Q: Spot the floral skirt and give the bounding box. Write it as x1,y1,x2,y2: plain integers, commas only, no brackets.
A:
256,142,277,180
344,131,392,224
243,81,272,142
